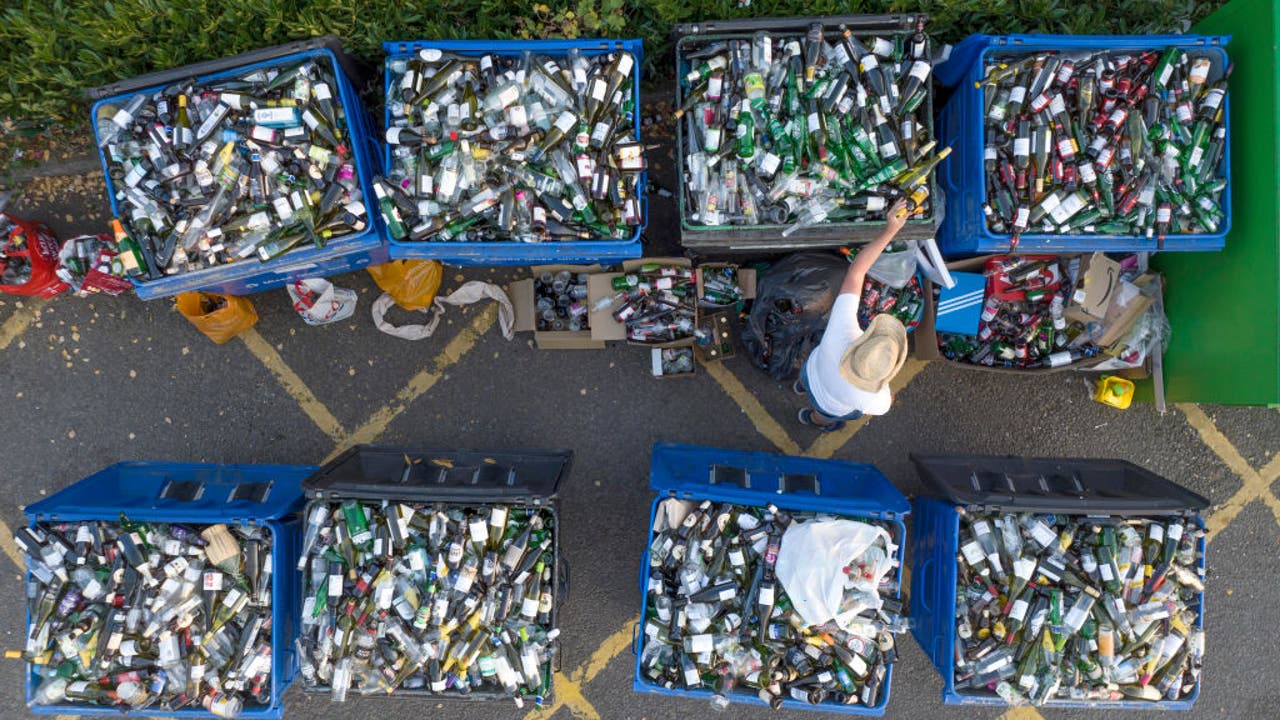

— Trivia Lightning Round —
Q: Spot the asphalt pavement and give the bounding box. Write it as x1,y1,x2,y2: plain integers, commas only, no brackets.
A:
0,118,1277,720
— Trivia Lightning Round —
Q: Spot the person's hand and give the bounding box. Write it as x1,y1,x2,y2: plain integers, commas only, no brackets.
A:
883,199,911,236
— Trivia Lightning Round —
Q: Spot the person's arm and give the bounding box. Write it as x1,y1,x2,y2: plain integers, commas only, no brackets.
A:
839,199,912,298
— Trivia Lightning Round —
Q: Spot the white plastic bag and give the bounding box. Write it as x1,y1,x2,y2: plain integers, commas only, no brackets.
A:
866,240,920,289
287,278,357,326
775,519,896,630
371,281,515,341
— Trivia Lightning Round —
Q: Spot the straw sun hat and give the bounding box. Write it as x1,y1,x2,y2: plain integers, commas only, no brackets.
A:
839,314,908,393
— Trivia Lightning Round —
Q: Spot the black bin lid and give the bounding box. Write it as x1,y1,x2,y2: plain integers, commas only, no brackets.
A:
911,453,1209,516
304,445,571,505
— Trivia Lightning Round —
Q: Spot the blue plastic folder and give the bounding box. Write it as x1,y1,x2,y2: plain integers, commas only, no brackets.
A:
934,272,986,335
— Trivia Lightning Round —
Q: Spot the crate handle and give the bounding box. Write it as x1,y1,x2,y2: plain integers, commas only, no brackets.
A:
631,621,643,655
160,479,205,502
914,556,934,613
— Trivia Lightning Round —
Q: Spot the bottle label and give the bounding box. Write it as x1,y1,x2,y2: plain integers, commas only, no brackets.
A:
1188,146,1204,168
507,104,528,128
1048,193,1085,224
960,540,985,567
1048,93,1066,116
757,585,775,607
314,83,332,101
1203,88,1224,112
1078,162,1097,184
438,168,459,199
707,75,723,100
1057,138,1075,157
555,112,576,133
866,196,886,212
860,55,879,72
418,172,433,196
497,84,521,108
808,112,820,132
1009,598,1030,623
386,127,405,144
984,147,998,162
1157,206,1172,223
1008,86,1027,105
520,595,540,617
1013,138,1030,157
1176,103,1193,124
688,634,714,653
718,586,736,601
909,61,931,82
879,141,897,159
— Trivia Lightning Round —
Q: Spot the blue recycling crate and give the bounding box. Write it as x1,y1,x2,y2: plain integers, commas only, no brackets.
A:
934,34,1231,256
381,39,646,266
22,461,314,719
907,453,1208,709
632,443,909,716
88,39,388,300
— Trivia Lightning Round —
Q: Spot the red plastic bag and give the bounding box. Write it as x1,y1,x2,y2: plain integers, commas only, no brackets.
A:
0,212,68,298
985,255,1061,302
57,234,134,297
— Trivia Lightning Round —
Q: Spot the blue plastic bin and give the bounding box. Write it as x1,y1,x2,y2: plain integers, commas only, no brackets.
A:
907,453,1208,709
88,39,388,300
381,39,646,266
23,461,315,718
934,34,1232,256
633,443,910,715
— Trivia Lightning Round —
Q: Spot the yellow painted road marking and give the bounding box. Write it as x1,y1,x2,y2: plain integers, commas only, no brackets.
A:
578,618,639,683
521,620,636,720
553,669,604,720
0,517,25,569
804,358,929,460
326,304,498,463
1178,404,1280,542
0,300,42,353
698,359,802,455
238,328,347,444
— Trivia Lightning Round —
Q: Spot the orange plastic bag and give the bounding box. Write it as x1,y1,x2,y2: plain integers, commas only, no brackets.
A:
176,291,258,344
367,260,442,311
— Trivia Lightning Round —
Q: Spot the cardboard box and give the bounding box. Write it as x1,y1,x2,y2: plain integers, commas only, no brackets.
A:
651,347,697,379
588,257,697,348
696,263,757,308
511,264,605,350
917,254,1105,374
695,312,738,363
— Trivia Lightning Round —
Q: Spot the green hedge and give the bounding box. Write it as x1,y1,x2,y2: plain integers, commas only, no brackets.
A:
0,0,1219,121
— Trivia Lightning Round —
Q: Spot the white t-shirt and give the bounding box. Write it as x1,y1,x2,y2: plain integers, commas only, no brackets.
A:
804,294,893,418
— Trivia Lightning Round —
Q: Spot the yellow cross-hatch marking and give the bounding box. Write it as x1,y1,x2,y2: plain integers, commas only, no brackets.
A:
1178,404,1280,542
327,304,498,463
521,619,636,720
0,517,25,569
238,327,346,443
0,300,42,353
698,358,803,455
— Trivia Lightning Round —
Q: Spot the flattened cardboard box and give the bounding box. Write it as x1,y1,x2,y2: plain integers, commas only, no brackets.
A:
510,264,605,350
